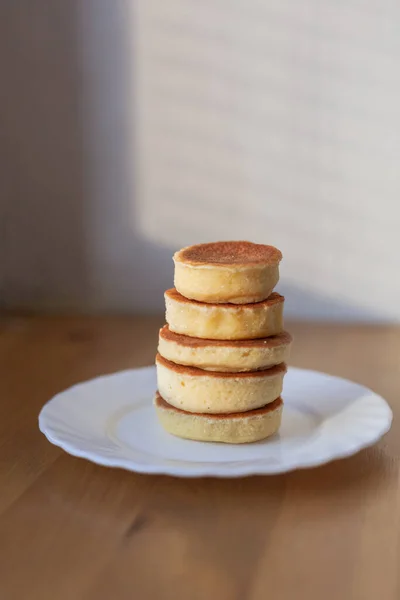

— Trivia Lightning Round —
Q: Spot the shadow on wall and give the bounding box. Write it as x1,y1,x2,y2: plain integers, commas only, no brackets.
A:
0,1,90,310
1,1,399,323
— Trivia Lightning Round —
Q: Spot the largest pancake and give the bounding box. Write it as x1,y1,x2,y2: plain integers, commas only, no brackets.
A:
156,354,286,414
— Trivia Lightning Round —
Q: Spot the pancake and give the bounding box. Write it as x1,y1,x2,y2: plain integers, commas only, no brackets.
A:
165,288,284,340
154,392,283,443
173,241,282,304
158,325,292,372
156,353,286,414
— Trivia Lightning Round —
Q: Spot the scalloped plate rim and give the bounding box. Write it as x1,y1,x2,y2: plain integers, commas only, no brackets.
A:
38,366,393,478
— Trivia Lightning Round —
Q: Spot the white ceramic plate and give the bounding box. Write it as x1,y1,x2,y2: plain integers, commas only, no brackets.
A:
39,366,392,478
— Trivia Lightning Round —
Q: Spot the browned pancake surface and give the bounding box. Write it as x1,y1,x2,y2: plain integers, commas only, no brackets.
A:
155,391,283,418
165,288,284,309
160,325,292,349
156,354,287,378
175,241,282,266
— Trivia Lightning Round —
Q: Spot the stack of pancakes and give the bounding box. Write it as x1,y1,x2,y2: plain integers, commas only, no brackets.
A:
154,241,292,444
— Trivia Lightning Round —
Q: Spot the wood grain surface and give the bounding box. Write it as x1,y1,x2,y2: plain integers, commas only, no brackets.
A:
0,315,399,600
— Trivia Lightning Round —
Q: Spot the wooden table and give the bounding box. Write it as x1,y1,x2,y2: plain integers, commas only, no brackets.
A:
0,315,399,600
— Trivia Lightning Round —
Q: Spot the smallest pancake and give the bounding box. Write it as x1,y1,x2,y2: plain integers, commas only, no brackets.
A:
173,241,282,304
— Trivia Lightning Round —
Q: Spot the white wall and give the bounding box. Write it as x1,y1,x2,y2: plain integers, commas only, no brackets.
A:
1,1,400,320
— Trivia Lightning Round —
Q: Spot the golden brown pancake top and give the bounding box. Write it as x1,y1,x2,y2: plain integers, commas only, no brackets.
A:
159,325,292,349
155,391,283,418
165,288,284,309
156,353,287,378
174,241,282,267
